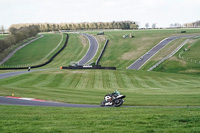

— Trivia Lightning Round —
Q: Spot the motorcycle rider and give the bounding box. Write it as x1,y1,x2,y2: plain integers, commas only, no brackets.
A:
105,90,120,103
100,90,125,107
107,90,120,97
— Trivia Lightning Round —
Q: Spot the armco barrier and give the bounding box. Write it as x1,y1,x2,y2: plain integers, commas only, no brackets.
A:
96,40,109,65
0,34,69,70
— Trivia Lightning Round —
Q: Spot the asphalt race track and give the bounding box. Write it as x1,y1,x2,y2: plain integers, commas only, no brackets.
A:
0,69,52,79
0,96,99,108
1,96,200,108
78,33,99,65
127,34,200,70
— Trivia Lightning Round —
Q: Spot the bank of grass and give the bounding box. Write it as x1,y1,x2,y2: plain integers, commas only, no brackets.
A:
1,33,63,67
154,37,200,75
141,38,187,70
1,69,200,106
0,35,41,62
0,105,200,133
41,33,89,68
88,29,200,69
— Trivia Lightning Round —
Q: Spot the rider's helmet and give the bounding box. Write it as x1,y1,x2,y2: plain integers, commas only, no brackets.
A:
114,90,120,95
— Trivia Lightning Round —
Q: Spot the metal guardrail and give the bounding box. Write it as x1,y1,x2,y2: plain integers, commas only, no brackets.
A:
96,40,109,65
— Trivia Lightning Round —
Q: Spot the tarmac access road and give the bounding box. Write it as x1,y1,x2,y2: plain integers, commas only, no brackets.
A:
78,33,99,65
127,34,200,70
0,69,53,79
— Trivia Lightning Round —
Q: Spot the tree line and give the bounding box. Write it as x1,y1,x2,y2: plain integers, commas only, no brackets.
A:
10,21,138,32
0,25,40,55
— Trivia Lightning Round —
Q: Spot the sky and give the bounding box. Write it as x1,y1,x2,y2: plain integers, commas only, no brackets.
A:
0,0,199,29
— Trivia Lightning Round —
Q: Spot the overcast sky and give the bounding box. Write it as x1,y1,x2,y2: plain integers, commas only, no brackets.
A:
0,0,199,28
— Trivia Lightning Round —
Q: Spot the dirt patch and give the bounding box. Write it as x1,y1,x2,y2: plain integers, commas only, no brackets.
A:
94,35,106,43
121,51,139,60
168,56,187,66
188,39,198,44
153,45,179,61
79,35,88,47
181,69,200,73
121,47,145,60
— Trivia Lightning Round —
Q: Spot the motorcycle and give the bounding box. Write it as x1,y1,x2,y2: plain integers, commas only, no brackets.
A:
100,93,126,107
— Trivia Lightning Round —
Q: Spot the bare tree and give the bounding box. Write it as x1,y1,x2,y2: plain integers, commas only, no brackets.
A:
0,25,5,34
152,23,156,29
145,23,149,29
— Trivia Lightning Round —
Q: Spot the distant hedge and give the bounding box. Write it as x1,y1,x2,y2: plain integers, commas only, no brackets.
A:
10,21,139,32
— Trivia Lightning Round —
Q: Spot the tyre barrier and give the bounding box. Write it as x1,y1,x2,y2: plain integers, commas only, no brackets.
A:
0,34,69,70
61,65,116,70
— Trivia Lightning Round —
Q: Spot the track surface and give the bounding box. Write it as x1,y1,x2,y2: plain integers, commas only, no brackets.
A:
127,34,199,70
0,69,52,79
78,33,99,65
1,97,200,108
0,97,99,108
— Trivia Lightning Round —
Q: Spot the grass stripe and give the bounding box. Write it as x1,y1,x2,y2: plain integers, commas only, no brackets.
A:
114,71,127,88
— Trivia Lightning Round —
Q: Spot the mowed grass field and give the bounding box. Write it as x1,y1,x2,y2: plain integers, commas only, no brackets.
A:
87,29,200,69
1,105,200,133
1,33,64,67
1,69,200,106
1,29,200,132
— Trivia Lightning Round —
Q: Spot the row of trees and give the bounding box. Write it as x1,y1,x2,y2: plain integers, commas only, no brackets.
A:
184,20,200,27
0,25,40,55
10,21,138,32
145,23,157,29
0,25,6,34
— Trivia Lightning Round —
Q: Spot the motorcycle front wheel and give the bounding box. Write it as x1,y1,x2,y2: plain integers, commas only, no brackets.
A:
100,100,106,107
114,99,123,107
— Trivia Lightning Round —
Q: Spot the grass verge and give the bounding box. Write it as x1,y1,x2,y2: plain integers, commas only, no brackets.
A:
0,105,200,133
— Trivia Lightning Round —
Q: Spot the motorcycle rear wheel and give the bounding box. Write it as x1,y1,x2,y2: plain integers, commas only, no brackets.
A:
114,99,123,107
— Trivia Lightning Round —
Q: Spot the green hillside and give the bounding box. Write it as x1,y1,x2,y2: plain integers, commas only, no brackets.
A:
154,37,200,75
1,33,63,67
86,29,200,69
1,69,200,106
